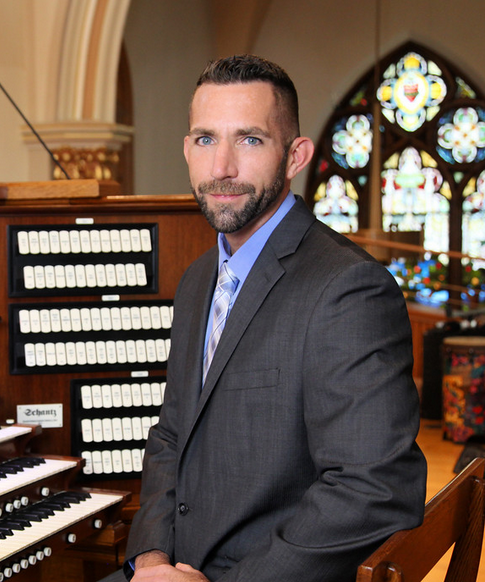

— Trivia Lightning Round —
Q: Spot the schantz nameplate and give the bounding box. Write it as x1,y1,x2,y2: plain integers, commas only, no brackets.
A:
17,403,63,428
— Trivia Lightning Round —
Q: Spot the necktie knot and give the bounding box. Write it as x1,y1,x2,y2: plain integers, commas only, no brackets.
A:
203,262,238,383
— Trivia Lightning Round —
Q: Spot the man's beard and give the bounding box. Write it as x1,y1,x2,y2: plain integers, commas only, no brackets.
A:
191,150,289,233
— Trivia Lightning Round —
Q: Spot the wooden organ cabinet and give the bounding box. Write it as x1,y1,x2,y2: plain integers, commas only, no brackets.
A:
0,180,216,581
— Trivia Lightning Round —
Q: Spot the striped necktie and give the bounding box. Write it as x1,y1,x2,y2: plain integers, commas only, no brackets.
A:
203,261,238,383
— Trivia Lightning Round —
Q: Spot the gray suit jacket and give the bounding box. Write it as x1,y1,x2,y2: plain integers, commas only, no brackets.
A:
125,197,427,582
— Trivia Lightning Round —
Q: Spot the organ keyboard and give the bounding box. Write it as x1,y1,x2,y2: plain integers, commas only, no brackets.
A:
0,424,129,580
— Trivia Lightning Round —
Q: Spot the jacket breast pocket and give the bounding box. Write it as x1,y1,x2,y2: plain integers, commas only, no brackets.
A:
221,368,280,391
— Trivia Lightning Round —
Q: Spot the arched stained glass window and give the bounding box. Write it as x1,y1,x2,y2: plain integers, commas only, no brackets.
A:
305,42,485,310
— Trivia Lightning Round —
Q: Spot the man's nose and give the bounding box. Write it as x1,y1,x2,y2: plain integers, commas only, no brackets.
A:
211,142,238,180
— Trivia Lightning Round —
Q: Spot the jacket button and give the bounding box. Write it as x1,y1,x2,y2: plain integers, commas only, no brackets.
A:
178,503,189,516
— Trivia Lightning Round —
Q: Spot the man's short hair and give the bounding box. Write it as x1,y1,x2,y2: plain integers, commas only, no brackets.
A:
194,54,300,143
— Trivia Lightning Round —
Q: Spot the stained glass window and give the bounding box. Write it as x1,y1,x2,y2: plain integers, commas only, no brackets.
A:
305,42,485,310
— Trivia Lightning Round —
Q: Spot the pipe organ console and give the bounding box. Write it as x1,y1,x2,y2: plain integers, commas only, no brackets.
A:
0,424,130,581
0,181,216,580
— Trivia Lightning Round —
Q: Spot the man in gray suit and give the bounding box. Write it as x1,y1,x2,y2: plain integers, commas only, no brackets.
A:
124,54,427,582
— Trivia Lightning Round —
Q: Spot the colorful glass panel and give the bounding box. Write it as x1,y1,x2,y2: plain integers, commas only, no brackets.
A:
313,175,359,233
332,114,373,169
463,170,485,267
437,107,485,163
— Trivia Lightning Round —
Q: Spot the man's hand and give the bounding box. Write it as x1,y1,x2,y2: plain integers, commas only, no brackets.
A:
132,551,209,581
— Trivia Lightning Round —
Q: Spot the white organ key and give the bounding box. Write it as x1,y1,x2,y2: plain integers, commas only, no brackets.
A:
85,263,97,288
146,339,157,363
71,308,82,332
49,230,61,254
45,342,57,366
112,418,123,441
69,230,82,253
111,384,123,408
38,230,51,254
23,266,35,290
44,265,56,289
28,230,40,255
141,416,153,439
102,450,113,474
141,382,152,406
151,382,162,406
90,308,102,331
86,341,97,365
50,308,62,332
54,264,66,288
95,341,108,364
132,416,143,440
122,417,133,441
75,264,87,288
151,416,159,425
101,384,113,408
105,263,117,287
110,307,122,330
89,385,101,410
140,306,152,330
81,385,93,409
92,450,103,474
18,309,31,334
110,229,122,253
102,418,114,441
55,342,67,366
115,263,127,287
122,449,133,472
160,382,166,402
120,307,132,330
161,305,172,329
169,305,174,322
100,229,112,253
66,342,77,366
33,265,46,289
82,451,93,474
80,307,93,331
125,263,137,286
115,340,127,364
106,340,117,364
100,307,112,331
92,418,103,442
121,383,133,407
80,229,92,253
95,263,107,287
132,448,143,472
24,343,36,367
35,343,46,366
130,229,142,252
60,308,72,332
17,231,30,255
126,340,137,363
120,229,132,252
150,305,162,329
135,263,148,286
81,419,93,442
59,230,71,254
40,309,51,334
155,338,167,362
90,229,102,253
165,338,171,358
130,306,142,330
112,449,123,473
29,309,41,334
131,383,143,407
0,457,78,496
136,339,147,363
75,342,87,366
140,228,152,252
64,264,77,288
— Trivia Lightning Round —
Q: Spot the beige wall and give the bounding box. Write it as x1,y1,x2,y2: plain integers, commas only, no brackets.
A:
1,0,485,194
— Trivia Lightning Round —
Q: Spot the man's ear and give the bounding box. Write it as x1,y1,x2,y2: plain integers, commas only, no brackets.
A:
183,135,190,164
286,137,314,180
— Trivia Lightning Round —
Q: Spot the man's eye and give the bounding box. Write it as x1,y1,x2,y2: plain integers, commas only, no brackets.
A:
197,136,213,145
243,136,261,146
